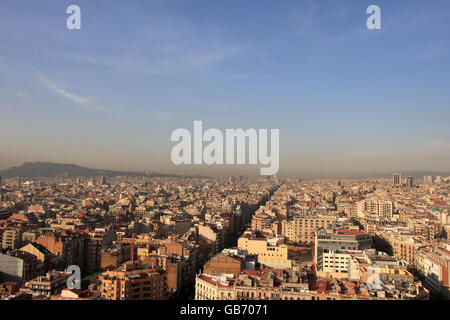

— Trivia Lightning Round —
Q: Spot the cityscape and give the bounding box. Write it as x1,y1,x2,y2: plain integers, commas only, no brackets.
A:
1,0,450,310
0,169,449,301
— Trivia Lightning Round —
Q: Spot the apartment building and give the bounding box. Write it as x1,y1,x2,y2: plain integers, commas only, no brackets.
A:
198,223,224,254
203,253,243,278
195,269,311,301
419,243,450,296
238,230,291,269
194,271,372,301
315,229,372,271
0,250,38,284
100,243,131,269
98,261,167,300
19,242,53,272
142,254,189,296
251,212,273,232
2,227,23,250
357,200,394,219
51,288,101,300
36,233,84,268
26,271,70,297
391,236,425,266
281,215,336,244
322,251,353,275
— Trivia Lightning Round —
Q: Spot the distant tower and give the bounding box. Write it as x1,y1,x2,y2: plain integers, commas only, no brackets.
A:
393,173,402,186
0,176,2,187
423,176,433,183
272,175,279,184
406,176,414,188
99,176,107,186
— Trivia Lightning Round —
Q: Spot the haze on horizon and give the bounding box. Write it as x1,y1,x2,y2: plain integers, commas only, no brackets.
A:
1,1,450,177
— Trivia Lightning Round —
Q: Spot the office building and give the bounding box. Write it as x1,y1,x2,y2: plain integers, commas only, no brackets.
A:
393,173,402,186
406,176,414,188
315,229,372,271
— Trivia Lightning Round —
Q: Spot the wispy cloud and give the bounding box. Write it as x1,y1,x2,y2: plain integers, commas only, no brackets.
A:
183,45,244,68
43,14,246,76
39,74,87,105
48,44,245,76
38,73,113,114
3,87,28,99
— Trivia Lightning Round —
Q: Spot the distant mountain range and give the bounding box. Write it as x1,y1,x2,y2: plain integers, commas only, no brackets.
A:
0,162,203,179
1,162,448,180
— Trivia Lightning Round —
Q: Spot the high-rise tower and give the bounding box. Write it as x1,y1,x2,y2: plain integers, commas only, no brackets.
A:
393,173,402,186
406,176,414,188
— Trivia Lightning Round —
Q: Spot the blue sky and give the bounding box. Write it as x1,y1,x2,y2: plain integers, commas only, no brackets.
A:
1,0,450,177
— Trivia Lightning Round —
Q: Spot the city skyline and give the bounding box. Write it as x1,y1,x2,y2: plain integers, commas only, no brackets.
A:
1,172,448,301
2,160,450,179
1,0,450,177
